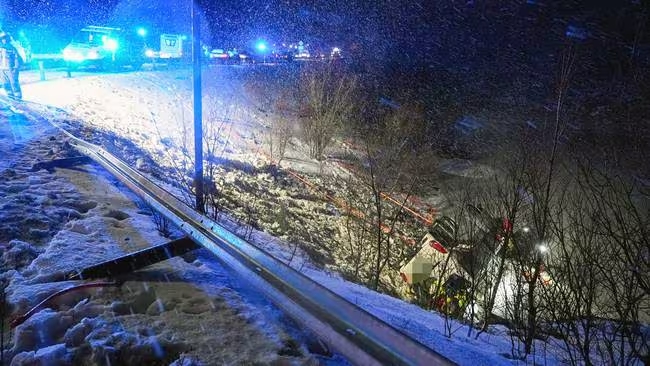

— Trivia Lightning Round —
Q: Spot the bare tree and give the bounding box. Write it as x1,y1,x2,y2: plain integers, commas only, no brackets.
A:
329,104,427,293
330,160,417,293
508,45,576,356
299,64,358,160
541,182,611,365
472,152,530,335
163,95,239,219
333,174,383,285
535,159,649,366
266,112,292,166
577,165,648,365
441,199,498,336
359,107,429,292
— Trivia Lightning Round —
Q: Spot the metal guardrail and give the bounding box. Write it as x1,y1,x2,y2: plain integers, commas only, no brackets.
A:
57,128,455,366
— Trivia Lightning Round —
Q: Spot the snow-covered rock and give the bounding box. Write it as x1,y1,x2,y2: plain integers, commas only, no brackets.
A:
11,309,75,354
10,343,70,366
63,320,93,347
1,240,41,270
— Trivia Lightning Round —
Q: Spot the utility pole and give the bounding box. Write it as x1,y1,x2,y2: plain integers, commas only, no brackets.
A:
192,1,204,213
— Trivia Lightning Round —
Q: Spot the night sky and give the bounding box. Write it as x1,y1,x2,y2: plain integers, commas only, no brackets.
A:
0,0,648,72
1,0,361,44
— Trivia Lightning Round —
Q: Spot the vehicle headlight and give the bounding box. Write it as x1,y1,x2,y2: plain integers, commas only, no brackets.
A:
103,38,119,51
87,50,100,59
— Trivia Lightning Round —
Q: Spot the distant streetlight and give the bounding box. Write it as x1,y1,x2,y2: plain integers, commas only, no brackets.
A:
256,40,268,63
137,27,147,37
537,243,548,254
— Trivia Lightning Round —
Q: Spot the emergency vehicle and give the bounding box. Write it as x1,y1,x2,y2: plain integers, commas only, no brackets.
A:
63,26,146,70
158,34,185,59
143,33,190,65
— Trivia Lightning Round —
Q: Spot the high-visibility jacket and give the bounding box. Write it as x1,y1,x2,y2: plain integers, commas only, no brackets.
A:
0,43,21,70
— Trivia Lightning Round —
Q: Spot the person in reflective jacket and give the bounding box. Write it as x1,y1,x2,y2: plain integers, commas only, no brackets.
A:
0,32,22,100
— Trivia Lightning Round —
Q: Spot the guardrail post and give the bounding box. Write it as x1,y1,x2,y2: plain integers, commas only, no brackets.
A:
38,61,46,81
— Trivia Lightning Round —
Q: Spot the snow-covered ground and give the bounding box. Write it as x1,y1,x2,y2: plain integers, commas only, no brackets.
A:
1,100,322,365
1,66,568,365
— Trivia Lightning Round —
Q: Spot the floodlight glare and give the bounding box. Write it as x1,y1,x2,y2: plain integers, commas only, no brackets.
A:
537,244,548,253
256,41,267,52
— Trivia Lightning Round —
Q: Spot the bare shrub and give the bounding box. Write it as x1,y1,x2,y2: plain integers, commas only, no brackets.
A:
266,113,292,166
151,208,172,238
539,163,649,365
299,64,358,160
201,97,241,219
168,95,238,219
332,175,381,285
328,104,427,293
